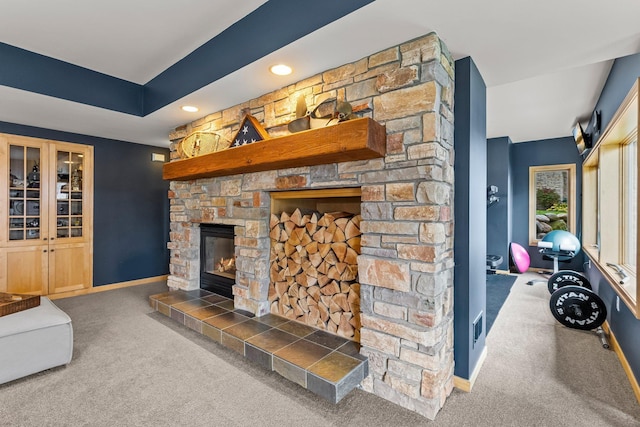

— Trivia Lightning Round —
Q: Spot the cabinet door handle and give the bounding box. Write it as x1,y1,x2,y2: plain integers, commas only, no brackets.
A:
50,249,55,252
50,237,55,240
43,249,47,253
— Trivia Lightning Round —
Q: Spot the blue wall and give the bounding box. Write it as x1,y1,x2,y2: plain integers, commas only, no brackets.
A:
586,53,640,138
453,57,487,379
583,52,640,382
486,137,512,268
585,263,640,379
0,122,170,286
510,137,583,271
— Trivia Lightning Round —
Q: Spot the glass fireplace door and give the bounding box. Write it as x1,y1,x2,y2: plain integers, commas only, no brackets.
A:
200,224,235,298
203,233,236,279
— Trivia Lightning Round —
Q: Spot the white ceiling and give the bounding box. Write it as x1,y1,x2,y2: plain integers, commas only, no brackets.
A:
1,0,639,147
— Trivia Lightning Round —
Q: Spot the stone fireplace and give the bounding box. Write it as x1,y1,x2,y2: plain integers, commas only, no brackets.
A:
166,33,455,420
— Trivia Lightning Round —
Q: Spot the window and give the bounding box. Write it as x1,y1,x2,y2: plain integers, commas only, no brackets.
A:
529,164,576,246
583,78,639,318
622,139,637,270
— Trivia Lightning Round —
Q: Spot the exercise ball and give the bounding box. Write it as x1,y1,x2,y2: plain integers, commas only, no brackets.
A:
540,230,581,261
509,242,530,273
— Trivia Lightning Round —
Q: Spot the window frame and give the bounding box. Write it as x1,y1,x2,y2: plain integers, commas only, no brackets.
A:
622,138,637,270
583,78,639,319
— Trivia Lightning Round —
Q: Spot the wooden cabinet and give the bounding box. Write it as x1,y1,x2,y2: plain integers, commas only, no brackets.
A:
0,134,93,295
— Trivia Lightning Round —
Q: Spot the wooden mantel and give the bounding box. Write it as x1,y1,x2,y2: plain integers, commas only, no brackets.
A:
163,118,387,181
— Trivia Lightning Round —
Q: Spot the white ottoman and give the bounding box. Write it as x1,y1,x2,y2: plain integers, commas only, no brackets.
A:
0,297,73,384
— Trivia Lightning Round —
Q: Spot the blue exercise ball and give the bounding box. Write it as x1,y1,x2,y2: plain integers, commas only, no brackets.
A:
540,230,581,260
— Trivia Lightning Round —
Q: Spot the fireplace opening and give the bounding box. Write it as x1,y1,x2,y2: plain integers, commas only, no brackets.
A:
200,224,235,298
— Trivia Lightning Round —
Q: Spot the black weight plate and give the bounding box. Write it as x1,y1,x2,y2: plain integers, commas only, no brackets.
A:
547,270,591,294
549,285,607,330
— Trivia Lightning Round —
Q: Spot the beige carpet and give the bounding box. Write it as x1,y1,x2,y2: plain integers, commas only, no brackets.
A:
438,272,640,426
0,273,638,426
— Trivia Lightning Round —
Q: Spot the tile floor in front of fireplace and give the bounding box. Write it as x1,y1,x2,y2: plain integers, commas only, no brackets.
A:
149,288,368,403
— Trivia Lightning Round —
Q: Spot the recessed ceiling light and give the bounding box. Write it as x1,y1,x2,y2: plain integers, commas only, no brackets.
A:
270,64,292,76
181,105,199,113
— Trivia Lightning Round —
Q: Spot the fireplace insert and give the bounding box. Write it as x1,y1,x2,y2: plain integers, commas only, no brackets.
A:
200,224,235,298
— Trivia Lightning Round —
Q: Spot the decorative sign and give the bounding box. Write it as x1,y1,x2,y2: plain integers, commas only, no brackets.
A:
230,115,270,147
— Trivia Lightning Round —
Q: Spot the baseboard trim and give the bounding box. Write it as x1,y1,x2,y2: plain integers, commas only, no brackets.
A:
602,322,640,405
48,275,168,300
453,346,488,392
527,267,552,274
491,269,512,275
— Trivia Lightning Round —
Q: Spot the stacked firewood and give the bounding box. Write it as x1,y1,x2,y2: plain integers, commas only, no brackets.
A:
269,208,361,339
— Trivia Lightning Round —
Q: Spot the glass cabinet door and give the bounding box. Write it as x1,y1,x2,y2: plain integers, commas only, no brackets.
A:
55,149,84,239
1,134,93,295
9,145,42,241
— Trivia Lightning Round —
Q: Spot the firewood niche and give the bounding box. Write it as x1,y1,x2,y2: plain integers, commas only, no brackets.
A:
163,118,386,181
269,188,362,340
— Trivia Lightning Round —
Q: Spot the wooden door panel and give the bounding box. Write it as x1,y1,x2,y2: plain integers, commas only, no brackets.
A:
0,246,48,294
48,243,91,294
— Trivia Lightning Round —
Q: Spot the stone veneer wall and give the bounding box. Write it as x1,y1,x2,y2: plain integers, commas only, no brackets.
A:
166,33,454,420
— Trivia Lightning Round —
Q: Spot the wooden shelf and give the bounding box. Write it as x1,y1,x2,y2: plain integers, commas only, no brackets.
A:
163,118,387,181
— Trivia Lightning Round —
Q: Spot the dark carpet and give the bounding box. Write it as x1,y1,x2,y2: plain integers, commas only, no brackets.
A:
486,273,517,333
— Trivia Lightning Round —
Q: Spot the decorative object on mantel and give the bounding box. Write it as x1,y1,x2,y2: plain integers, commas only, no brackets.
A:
230,114,270,147
288,97,356,133
178,131,222,158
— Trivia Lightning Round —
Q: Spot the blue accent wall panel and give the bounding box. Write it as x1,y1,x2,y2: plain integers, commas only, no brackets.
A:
143,0,374,113
0,121,170,286
589,52,640,137
454,56,487,379
510,137,583,271
92,143,170,285
0,43,143,116
1,0,374,116
487,137,512,268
